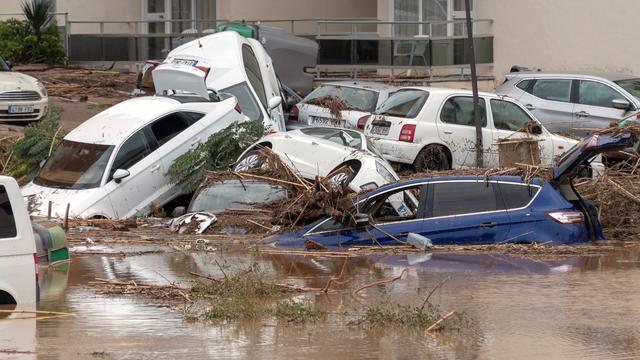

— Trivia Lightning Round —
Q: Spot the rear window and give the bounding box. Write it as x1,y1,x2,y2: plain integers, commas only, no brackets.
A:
0,185,17,238
498,183,540,209
303,85,379,112
298,127,362,150
189,180,287,213
430,182,498,217
376,89,428,118
149,112,203,146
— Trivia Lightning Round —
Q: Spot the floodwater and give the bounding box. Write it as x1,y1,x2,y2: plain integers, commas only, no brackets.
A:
5,243,640,359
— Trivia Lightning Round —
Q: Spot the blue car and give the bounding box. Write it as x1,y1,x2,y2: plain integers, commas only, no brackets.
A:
271,133,635,248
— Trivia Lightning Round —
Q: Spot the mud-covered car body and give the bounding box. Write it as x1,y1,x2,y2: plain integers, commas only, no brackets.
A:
271,133,635,248
234,127,399,192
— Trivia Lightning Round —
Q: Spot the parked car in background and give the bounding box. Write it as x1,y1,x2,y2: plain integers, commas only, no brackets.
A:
495,72,640,137
22,65,248,219
0,175,38,305
271,132,635,248
289,81,397,129
234,127,399,192
0,54,48,123
363,87,587,172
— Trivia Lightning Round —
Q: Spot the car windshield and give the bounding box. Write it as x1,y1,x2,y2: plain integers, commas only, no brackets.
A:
0,55,9,71
376,89,428,118
298,127,363,150
303,85,379,112
34,140,114,189
221,82,263,122
614,78,640,100
188,180,287,213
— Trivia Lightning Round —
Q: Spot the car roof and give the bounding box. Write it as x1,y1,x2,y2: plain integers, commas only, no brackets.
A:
64,96,184,145
399,86,498,98
321,81,397,92
506,71,639,82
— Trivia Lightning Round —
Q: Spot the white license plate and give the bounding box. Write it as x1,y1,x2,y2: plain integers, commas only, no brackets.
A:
171,58,198,66
370,125,390,136
8,105,34,114
311,116,339,126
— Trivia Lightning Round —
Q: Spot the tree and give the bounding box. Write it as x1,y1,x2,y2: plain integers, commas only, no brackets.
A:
21,0,54,39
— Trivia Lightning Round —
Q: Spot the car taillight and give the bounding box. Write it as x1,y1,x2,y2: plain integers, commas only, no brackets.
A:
234,102,242,114
399,124,416,143
547,211,584,224
33,253,39,283
288,104,299,121
357,115,371,130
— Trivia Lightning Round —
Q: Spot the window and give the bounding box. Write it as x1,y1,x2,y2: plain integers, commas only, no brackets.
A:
376,89,428,118
394,0,472,37
530,79,572,102
394,0,419,36
0,185,16,238
579,80,625,108
222,82,263,122
490,99,533,131
111,130,154,176
430,182,497,217
498,183,540,209
614,78,640,100
150,112,202,146
189,180,288,213
515,79,533,91
366,186,423,223
242,44,267,108
303,85,379,113
440,96,487,127
299,127,363,149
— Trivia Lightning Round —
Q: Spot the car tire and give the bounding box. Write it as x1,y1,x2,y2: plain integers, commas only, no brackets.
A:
327,164,357,189
414,145,450,172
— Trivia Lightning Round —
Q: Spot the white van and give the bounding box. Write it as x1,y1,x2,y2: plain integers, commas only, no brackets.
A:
0,175,37,305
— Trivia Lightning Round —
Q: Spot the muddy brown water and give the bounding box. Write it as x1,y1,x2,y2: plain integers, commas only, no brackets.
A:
4,243,640,359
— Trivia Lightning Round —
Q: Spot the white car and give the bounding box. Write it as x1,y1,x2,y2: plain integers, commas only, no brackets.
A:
234,127,399,191
164,31,286,132
289,81,396,129
0,175,38,305
0,55,48,123
22,65,248,219
364,87,592,172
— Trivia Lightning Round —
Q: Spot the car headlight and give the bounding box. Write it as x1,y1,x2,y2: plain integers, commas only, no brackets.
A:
35,81,47,97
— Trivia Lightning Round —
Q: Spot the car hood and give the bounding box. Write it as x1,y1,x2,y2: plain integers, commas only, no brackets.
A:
552,132,636,184
21,182,106,219
0,71,39,93
152,63,209,98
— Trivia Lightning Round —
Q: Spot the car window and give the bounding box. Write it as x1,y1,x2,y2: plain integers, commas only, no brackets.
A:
498,183,540,209
367,186,422,223
430,182,497,217
189,180,287,213
111,130,155,176
221,82,263,122
0,185,17,238
242,44,267,108
149,112,202,147
376,89,428,118
614,78,640,100
530,79,572,102
303,85,379,112
515,79,533,91
298,127,363,149
578,80,624,108
440,96,487,127
490,99,534,131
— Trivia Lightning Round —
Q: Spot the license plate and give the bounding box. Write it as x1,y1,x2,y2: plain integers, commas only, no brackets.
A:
171,58,198,66
8,105,34,114
311,116,340,126
370,125,389,136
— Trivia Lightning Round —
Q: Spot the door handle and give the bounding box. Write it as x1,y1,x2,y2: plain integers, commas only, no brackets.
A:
575,111,590,118
478,222,497,228
150,164,160,173
443,130,453,135
525,104,536,110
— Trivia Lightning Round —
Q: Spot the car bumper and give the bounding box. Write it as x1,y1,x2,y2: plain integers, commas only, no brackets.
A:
0,97,48,122
368,137,423,165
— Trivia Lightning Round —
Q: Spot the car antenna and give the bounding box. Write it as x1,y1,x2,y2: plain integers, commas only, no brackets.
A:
197,37,203,48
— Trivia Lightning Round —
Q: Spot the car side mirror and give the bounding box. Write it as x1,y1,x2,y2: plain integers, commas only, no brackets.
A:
5,60,12,69
172,206,186,217
112,169,130,184
354,212,370,226
268,96,282,111
529,122,543,135
612,99,631,110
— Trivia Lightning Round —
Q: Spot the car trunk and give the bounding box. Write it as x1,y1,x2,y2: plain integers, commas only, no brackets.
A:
152,63,209,99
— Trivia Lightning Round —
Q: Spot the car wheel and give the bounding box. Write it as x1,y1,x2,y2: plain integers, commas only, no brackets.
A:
234,150,264,172
414,145,450,172
327,164,356,189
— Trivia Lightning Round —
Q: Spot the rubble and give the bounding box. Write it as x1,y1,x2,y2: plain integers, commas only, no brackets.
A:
306,95,359,119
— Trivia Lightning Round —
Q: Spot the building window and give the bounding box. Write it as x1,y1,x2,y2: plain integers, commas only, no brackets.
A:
393,0,474,37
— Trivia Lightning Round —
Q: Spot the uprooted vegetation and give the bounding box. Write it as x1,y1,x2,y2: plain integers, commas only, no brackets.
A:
307,96,360,119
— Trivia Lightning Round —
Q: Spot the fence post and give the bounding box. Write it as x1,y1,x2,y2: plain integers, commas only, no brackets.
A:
64,13,70,60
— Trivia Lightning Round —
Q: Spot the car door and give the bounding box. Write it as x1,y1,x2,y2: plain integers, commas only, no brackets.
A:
517,78,575,133
104,127,163,218
572,80,635,136
436,95,493,167
496,182,543,243
421,181,511,245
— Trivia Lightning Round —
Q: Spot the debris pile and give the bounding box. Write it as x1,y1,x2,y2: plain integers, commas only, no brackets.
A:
306,95,359,119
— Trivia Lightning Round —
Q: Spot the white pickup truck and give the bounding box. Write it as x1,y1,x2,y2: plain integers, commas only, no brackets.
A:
0,175,37,305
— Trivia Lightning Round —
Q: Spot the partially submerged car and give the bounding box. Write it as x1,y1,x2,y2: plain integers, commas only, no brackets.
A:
270,132,635,248
183,179,288,214
0,54,48,123
234,127,399,192
290,81,397,129
22,65,248,219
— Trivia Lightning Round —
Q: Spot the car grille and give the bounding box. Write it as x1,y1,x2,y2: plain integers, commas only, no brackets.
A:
0,91,41,101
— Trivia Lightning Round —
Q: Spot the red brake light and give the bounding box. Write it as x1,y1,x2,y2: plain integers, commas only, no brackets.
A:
357,114,371,129
195,65,210,75
399,124,416,143
546,211,584,224
288,104,299,121
234,101,242,114
33,253,39,283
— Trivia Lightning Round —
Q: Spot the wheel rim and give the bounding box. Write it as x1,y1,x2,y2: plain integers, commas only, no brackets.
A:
328,172,350,187
235,154,260,171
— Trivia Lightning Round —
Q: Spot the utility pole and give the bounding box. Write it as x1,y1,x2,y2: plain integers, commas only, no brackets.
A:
465,0,483,168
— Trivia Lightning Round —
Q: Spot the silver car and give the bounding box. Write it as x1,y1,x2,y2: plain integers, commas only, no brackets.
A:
495,72,640,137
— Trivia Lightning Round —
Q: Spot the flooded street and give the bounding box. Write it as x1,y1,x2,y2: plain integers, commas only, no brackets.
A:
6,243,640,359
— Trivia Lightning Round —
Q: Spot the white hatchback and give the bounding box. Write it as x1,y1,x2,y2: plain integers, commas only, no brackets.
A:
0,55,48,123
364,87,588,172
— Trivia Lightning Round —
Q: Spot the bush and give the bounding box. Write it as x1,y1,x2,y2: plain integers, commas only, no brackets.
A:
0,19,66,64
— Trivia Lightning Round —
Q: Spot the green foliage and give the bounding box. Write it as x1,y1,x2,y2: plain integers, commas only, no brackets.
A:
8,107,65,180
361,303,442,328
168,121,265,193
22,0,54,37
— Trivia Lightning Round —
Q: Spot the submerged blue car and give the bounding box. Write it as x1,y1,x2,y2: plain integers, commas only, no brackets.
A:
271,133,635,248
